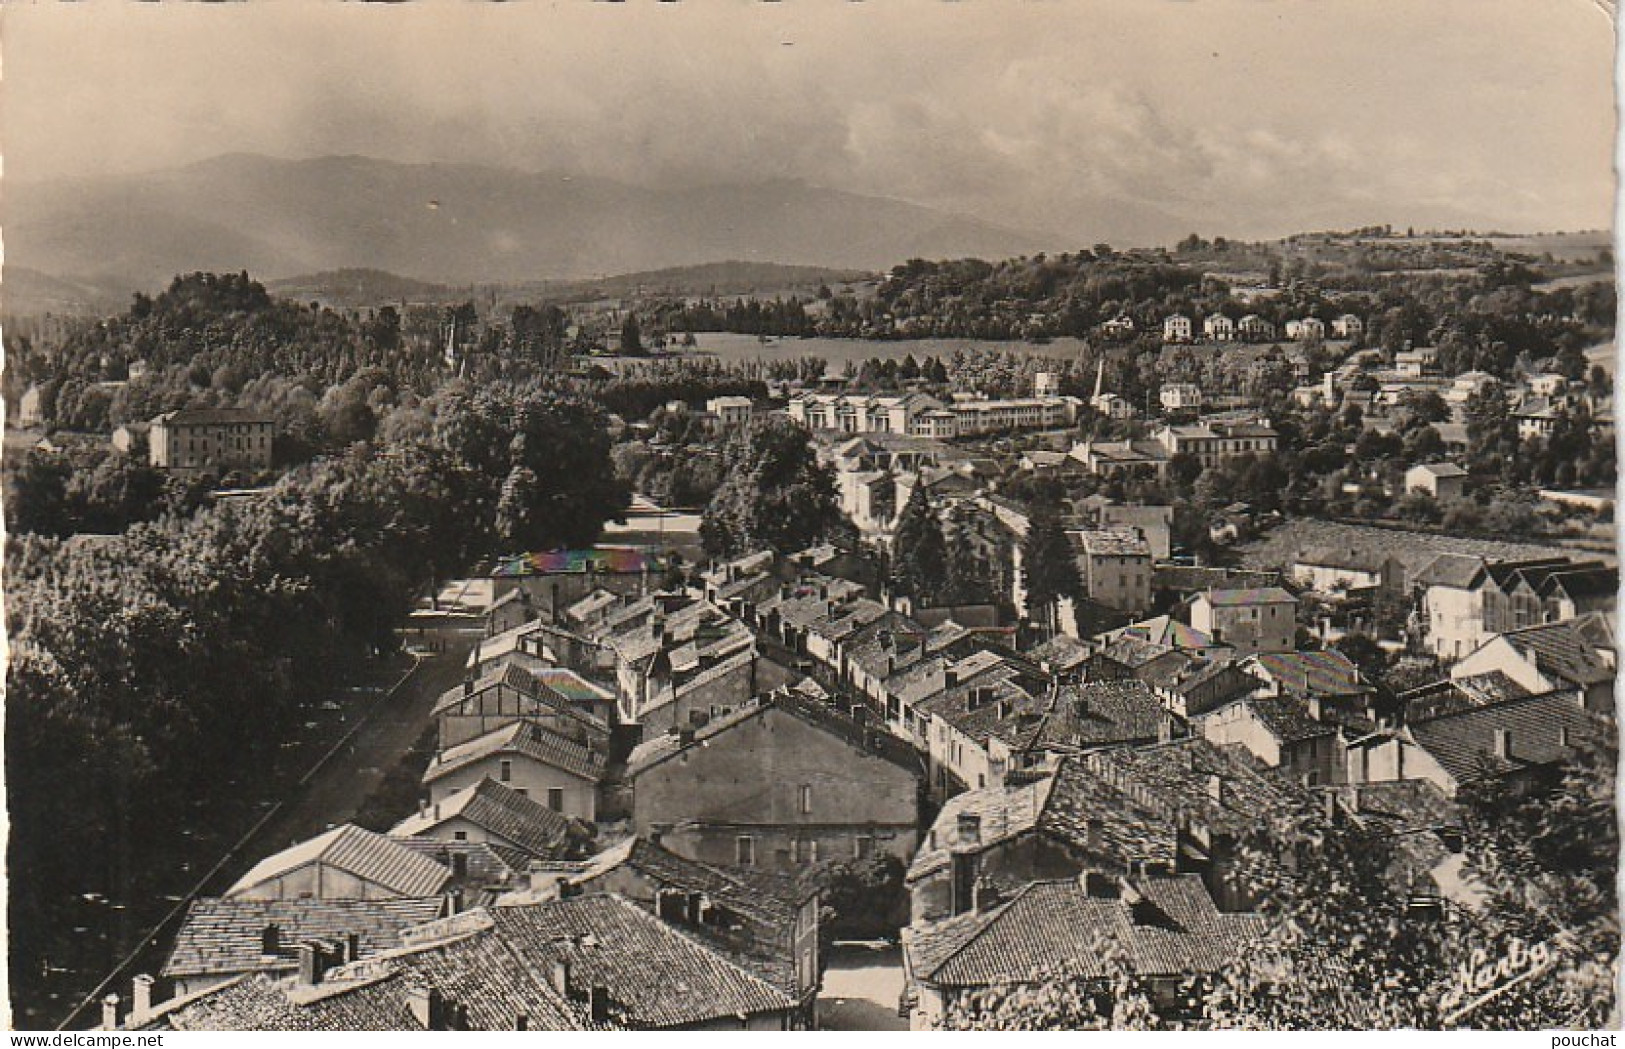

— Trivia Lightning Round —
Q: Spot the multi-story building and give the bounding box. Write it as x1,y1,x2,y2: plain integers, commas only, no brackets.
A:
1158,383,1205,413
149,407,275,474
1074,529,1153,614
1202,313,1236,341
1151,420,1278,467
1163,314,1193,342
1189,587,1297,655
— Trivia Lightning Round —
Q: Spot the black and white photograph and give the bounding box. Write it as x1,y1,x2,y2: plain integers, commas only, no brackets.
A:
1,0,1618,1034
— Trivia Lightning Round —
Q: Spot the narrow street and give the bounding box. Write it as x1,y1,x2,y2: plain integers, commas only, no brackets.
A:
226,628,476,866
818,943,909,1031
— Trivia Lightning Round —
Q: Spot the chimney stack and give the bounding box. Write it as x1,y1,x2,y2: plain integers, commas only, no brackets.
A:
296,943,331,987
957,811,982,845
1494,728,1512,760
972,876,999,913
101,994,120,1031
944,667,958,690
345,933,361,964
550,959,572,998
131,975,154,1020
261,922,281,956
1208,773,1225,806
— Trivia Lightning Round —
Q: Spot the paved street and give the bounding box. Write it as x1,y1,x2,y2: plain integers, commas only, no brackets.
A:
226,629,476,871
818,943,909,1031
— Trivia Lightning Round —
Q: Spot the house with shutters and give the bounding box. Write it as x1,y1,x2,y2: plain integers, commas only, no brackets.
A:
423,720,608,821
1192,693,1345,786
626,689,923,871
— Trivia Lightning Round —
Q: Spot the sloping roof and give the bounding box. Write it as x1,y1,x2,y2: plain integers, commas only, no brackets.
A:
1027,633,1093,673
627,689,920,779
162,897,447,979
1413,553,1488,590
1005,681,1166,754
425,721,607,786
1539,565,1619,602
1495,618,1615,689
1241,695,1338,744
227,825,452,900
903,876,1264,989
1409,690,1605,784
490,895,796,1028
1199,586,1297,607
389,778,576,858
490,547,653,578
1247,651,1370,698
394,839,532,889
157,406,276,427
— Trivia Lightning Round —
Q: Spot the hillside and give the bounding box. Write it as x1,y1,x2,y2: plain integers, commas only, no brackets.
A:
5,154,1047,292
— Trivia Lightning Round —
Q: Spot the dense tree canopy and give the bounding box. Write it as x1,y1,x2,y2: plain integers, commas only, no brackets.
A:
700,416,841,556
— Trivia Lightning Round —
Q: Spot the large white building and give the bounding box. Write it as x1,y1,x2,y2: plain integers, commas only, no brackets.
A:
788,392,1078,438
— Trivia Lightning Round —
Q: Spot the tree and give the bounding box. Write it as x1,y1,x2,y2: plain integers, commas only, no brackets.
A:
620,313,644,355
701,417,841,556
1021,502,1081,634
891,485,948,606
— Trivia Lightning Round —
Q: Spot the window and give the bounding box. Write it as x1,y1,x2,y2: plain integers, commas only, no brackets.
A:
794,839,818,865
452,830,468,841
547,788,564,812
499,759,513,782
736,836,756,867
798,784,812,815
854,835,876,860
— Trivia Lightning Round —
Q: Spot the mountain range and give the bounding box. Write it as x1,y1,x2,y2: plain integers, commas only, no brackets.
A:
4,153,1053,297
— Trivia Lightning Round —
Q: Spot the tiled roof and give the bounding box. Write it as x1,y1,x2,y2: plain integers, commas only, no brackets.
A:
425,721,607,787
389,778,577,858
1409,690,1606,785
158,406,277,427
227,825,453,900
1080,738,1306,842
1413,553,1487,590
491,895,796,1028
394,839,531,889
529,668,615,706
522,836,809,1000
1496,618,1614,688
903,876,1264,989
1003,681,1166,754
1027,634,1092,673
1117,615,1219,652
1539,565,1619,601
1240,695,1337,744
1247,651,1369,698
628,689,920,778
1153,566,1281,594
162,897,447,979
1200,587,1297,607
1075,528,1151,558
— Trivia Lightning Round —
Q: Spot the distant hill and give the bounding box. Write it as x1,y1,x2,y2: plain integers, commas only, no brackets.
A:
5,153,1050,293
1,266,132,317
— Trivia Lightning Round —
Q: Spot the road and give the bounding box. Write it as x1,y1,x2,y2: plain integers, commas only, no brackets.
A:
229,629,476,868
818,943,909,1031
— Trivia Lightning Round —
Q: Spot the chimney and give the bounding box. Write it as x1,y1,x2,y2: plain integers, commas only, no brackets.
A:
972,876,1000,913
1559,725,1572,749
550,959,572,998
433,801,441,821
516,1014,529,1032
1080,871,1119,899
447,888,464,914
296,943,329,987
1087,817,1104,852
406,985,444,1030
463,677,474,697
957,811,982,845
131,975,154,1020
1307,693,1323,721
589,986,611,1024
944,667,958,690
261,922,281,956
101,994,120,1031
996,698,1013,720
1208,773,1225,805
344,932,361,964
1494,728,1512,760
678,726,695,747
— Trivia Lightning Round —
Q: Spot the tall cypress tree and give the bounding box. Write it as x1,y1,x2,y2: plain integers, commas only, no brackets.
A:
891,483,948,606
1022,501,1081,635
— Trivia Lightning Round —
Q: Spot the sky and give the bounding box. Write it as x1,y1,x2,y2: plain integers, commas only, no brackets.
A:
1,0,1616,244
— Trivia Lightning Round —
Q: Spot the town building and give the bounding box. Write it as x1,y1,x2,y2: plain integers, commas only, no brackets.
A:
1074,529,1153,614
1449,616,1615,713
1331,314,1364,339
627,689,923,870
901,875,1263,1030
389,777,585,862
1163,314,1193,342
149,407,276,474
1203,313,1236,342
1188,588,1297,655
225,825,453,902
1159,382,1205,412
1405,462,1469,500
422,720,608,820
704,396,754,426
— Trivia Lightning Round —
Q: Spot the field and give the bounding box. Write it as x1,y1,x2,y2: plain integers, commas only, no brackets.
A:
1487,230,1612,263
